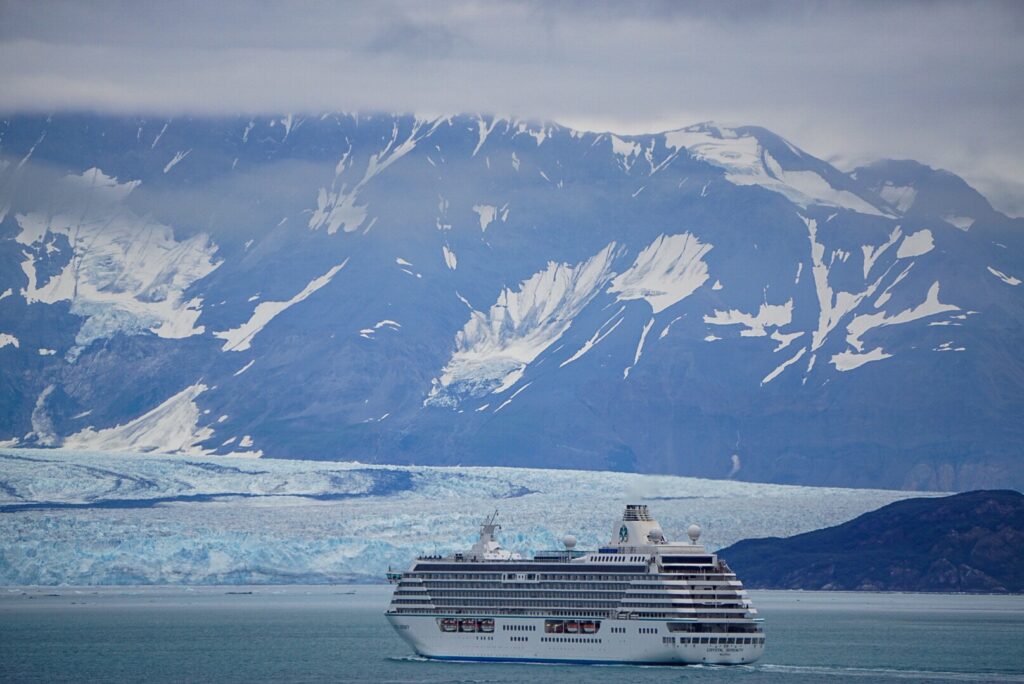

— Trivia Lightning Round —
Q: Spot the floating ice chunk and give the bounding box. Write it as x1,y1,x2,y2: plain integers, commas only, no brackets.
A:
239,435,254,448
609,233,712,314
64,383,215,454
395,257,413,267
987,267,1021,286
896,230,934,259
0,288,11,301
0,334,19,349
38,348,56,356
215,260,348,352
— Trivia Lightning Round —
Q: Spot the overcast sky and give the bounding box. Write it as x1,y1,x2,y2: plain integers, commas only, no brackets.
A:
1,0,1022,215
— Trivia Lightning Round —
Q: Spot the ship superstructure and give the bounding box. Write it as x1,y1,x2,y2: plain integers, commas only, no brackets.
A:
385,505,764,665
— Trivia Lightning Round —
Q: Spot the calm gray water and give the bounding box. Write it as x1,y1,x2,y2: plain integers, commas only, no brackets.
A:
2,586,1022,683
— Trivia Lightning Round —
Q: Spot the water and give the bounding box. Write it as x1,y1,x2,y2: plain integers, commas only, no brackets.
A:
2,586,1022,683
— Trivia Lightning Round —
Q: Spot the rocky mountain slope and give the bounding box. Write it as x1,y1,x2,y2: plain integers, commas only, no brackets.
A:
719,490,1024,592
0,114,1021,490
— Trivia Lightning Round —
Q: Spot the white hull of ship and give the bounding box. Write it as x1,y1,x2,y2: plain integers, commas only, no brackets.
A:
386,614,764,665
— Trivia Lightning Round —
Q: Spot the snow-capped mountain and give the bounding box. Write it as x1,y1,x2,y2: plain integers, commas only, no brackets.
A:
1,114,1021,490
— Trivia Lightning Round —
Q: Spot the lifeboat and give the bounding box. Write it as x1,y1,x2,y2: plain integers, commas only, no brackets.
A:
566,620,579,634
480,619,495,633
441,618,458,632
459,619,477,632
581,621,596,634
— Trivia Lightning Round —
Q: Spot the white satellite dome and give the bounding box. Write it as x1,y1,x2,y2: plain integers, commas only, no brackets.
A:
687,523,702,543
647,527,664,542
562,534,577,549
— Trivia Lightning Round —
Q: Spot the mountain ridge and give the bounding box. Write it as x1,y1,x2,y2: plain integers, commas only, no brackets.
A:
1,113,1021,490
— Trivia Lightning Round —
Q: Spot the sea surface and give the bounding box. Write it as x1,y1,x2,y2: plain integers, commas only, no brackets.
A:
1,586,1022,683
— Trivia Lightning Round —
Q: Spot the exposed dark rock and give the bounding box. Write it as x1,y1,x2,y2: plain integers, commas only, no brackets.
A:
720,490,1024,592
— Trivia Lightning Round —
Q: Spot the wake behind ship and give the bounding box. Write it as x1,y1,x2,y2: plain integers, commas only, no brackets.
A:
385,505,765,665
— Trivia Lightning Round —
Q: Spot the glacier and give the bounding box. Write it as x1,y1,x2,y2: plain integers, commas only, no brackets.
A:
0,448,939,585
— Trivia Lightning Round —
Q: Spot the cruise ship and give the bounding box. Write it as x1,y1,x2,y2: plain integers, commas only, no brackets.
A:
385,504,765,665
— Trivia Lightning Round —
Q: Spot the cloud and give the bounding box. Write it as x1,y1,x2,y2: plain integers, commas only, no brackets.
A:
0,0,1022,214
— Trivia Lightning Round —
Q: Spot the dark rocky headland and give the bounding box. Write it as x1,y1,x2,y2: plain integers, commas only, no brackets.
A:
720,490,1024,592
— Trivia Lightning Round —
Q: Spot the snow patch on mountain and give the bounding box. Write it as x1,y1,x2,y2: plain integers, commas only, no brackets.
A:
427,245,618,407
309,119,434,235
63,383,219,455
608,233,712,314
665,125,886,216
896,229,934,259
762,346,807,385
987,267,1021,286
704,299,794,338
473,204,498,231
214,260,348,352
878,183,917,213
233,360,254,376
804,217,886,352
623,317,655,379
944,215,975,231
862,227,902,279
610,135,641,171
474,203,510,232
844,282,959,354
14,168,220,348
442,245,457,270
163,149,191,174
359,320,401,340
832,347,893,371
560,306,625,368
